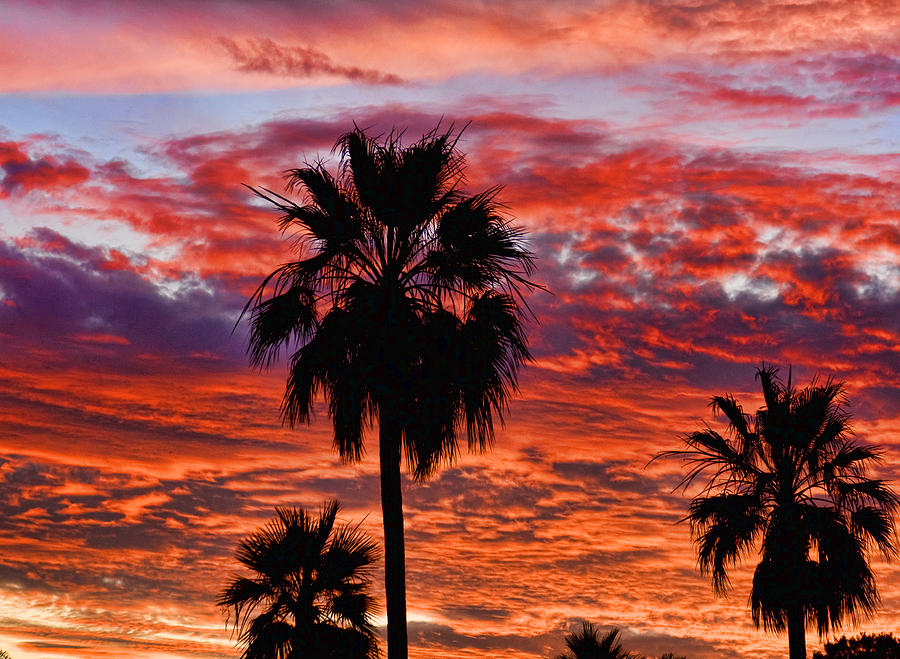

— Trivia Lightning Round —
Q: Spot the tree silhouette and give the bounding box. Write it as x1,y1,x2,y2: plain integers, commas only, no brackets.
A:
218,500,380,659
812,633,900,658
660,365,899,659
556,624,640,659
242,124,537,659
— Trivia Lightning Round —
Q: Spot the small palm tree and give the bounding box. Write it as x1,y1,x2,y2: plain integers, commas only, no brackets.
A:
557,623,639,659
218,500,380,659
242,124,538,659
660,365,899,659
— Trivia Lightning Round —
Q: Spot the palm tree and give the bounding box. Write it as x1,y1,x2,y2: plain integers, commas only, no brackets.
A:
218,500,380,659
556,624,639,659
242,124,537,659
660,365,899,659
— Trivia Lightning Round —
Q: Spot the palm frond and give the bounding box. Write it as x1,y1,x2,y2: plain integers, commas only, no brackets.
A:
689,493,765,595
756,364,784,415
404,309,464,478
458,291,531,451
710,393,755,447
246,281,317,368
241,615,293,659
850,506,899,555
430,187,537,293
392,126,464,232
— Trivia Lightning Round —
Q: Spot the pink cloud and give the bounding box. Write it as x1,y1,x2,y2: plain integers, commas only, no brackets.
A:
219,36,405,85
3,1,899,92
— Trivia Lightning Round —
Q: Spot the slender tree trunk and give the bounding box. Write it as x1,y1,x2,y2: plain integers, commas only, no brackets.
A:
787,607,806,659
379,412,408,659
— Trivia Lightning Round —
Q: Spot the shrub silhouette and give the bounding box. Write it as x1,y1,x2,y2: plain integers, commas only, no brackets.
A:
812,632,900,658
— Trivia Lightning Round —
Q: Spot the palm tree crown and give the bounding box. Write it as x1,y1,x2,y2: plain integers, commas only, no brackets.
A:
661,365,898,659
242,124,538,659
557,624,639,659
244,124,536,472
218,500,380,659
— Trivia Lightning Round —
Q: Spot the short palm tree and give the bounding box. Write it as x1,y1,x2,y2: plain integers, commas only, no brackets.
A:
557,624,639,659
660,365,899,659
218,500,380,659
242,124,537,659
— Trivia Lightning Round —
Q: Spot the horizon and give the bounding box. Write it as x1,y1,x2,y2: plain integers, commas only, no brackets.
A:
1,1,900,658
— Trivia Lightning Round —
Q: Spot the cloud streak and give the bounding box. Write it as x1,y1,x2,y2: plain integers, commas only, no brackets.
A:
219,37,405,85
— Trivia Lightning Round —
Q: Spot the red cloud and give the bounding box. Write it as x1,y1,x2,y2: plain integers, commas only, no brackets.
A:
667,72,864,119
0,141,90,196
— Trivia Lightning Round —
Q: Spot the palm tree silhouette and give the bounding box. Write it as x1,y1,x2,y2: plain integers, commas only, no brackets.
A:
660,365,898,659
242,124,537,659
556,624,639,659
218,500,380,659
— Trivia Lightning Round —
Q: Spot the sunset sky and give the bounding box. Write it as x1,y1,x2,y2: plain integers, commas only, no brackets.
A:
1,1,900,657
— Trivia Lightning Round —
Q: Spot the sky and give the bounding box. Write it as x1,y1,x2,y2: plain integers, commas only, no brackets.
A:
1,1,899,657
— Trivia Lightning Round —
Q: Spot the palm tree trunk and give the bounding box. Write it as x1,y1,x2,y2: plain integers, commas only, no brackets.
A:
379,412,408,659
787,607,806,659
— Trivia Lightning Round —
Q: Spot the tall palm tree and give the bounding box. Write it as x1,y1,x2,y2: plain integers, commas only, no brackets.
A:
242,124,537,659
660,365,899,659
218,500,380,659
556,624,639,659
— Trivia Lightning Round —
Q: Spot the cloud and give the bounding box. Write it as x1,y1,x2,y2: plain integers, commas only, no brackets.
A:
408,620,566,655
8,108,900,411
639,0,900,57
4,0,898,93
667,71,863,119
622,627,733,659
0,141,89,196
219,36,405,85
0,229,244,371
